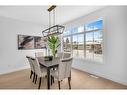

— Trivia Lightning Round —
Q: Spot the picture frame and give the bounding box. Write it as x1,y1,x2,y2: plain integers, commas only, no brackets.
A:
18,35,46,50
18,35,34,50
34,36,46,49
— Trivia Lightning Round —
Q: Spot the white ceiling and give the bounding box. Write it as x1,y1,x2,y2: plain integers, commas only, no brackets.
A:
0,6,105,27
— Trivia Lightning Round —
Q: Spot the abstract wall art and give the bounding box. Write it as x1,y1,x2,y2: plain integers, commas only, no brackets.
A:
18,35,46,50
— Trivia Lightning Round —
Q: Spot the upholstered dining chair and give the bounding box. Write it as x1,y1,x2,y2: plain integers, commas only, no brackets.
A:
35,52,46,69
57,52,71,59
57,52,63,58
51,52,71,84
51,56,73,89
63,52,71,59
32,56,47,89
52,52,63,71
26,56,35,82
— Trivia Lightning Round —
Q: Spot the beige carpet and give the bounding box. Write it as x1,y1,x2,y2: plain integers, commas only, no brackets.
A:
0,68,127,89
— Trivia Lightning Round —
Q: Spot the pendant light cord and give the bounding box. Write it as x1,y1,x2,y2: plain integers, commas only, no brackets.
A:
53,8,55,26
48,11,51,34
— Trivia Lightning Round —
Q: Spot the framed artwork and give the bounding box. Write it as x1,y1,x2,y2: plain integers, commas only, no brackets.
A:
34,36,46,49
18,35,34,49
18,35,46,50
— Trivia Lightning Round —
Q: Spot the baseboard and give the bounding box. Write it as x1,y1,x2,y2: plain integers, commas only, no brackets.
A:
72,67,127,86
0,65,30,75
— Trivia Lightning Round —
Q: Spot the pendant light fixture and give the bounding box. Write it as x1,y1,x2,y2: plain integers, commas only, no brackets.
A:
42,5,65,37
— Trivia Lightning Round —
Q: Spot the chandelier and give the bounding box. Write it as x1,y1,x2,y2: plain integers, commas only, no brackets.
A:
42,5,65,37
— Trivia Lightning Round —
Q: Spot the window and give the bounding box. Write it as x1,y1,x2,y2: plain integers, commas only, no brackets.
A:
86,32,94,60
72,35,78,57
78,26,84,33
77,34,84,58
63,36,71,52
93,30,103,62
72,27,78,34
72,34,84,58
63,29,71,36
85,19,103,62
85,19,103,31
63,19,103,62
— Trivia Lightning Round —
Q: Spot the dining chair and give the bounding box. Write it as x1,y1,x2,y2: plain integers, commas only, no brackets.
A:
51,56,73,89
62,52,71,58
51,52,71,84
32,56,47,89
52,52,63,71
35,52,46,69
57,52,63,58
57,52,71,59
26,56,35,81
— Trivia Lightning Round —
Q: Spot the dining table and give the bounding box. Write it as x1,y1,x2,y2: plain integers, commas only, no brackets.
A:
37,56,60,89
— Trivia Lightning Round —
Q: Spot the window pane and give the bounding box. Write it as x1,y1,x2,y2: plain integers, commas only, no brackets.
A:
85,19,103,31
63,37,71,52
78,26,84,33
78,34,84,58
86,32,94,60
72,35,78,57
94,30,103,62
72,27,78,34
63,29,71,36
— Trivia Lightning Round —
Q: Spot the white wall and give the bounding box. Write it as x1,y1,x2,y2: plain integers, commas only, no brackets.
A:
0,16,44,74
64,6,127,85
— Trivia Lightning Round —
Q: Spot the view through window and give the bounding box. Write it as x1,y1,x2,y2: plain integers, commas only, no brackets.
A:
63,19,103,62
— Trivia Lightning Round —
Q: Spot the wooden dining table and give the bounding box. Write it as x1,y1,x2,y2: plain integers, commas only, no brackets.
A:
37,57,60,89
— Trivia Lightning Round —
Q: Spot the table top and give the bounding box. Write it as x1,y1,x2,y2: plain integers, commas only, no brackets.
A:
37,57,60,68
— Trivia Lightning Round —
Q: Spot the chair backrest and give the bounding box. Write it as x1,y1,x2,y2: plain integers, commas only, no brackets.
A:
26,56,34,72
57,52,63,59
58,57,73,81
35,52,44,57
62,52,71,59
32,57,42,77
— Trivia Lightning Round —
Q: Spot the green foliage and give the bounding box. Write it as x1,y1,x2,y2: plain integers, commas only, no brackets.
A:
47,35,60,57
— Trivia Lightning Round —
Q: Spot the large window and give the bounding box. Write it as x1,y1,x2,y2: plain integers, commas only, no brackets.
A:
63,19,103,62
85,19,103,62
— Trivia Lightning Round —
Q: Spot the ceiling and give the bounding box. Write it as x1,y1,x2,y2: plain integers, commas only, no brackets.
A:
0,6,105,27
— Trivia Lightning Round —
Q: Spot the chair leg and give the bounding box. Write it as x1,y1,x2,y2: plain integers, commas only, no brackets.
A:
35,74,37,84
70,72,71,80
32,72,35,82
52,76,54,83
51,76,53,85
58,81,61,89
52,68,55,83
38,77,42,89
51,76,55,85
30,70,33,79
68,77,71,89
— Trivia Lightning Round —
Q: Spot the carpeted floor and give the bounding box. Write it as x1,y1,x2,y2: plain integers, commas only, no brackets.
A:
0,68,127,89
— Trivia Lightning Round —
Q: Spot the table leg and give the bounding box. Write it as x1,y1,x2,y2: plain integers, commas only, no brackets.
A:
47,68,50,89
